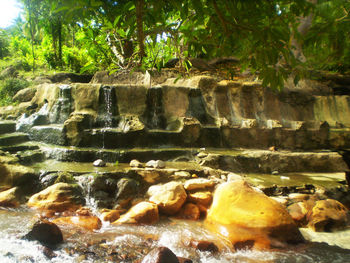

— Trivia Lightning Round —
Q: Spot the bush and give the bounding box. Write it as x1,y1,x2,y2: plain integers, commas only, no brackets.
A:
0,78,30,97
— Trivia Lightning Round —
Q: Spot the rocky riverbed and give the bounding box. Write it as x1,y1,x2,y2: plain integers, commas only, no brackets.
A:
0,71,350,262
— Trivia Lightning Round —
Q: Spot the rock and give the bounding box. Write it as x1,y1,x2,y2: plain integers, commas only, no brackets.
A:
307,199,350,232
177,257,193,263
0,163,37,191
0,66,18,78
27,183,84,212
93,159,106,167
148,182,187,215
178,203,200,220
141,247,179,263
270,196,288,206
130,159,143,168
116,178,139,201
101,209,120,222
13,87,37,103
172,171,191,179
114,201,159,224
189,240,218,253
288,193,310,203
227,173,243,182
53,215,102,231
183,178,215,191
24,220,63,248
205,181,304,249
187,191,213,207
41,246,57,259
287,202,309,226
137,170,161,183
0,187,22,207
146,160,166,169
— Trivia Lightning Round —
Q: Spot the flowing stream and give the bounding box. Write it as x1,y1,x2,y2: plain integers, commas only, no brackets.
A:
0,207,350,263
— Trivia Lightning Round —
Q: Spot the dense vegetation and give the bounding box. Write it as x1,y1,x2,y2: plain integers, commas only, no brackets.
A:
0,0,349,105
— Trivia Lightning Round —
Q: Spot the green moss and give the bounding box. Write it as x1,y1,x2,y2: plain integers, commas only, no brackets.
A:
54,172,76,184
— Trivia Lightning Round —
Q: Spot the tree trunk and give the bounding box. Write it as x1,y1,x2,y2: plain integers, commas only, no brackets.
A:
58,18,63,67
136,0,145,62
291,0,317,62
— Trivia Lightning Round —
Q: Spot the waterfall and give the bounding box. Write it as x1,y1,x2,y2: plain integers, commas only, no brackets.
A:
49,84,73,124
97,86,118,128
16,103,49,132
144,87,166,129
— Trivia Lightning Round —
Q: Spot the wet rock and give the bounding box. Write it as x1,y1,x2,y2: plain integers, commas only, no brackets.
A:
93,159,106,167
114,201,159,224
178,203,200,220
101,209,120,222
288,193,311,203
53,215,102,231
183,178,215,191
177,257,193,263
307,199,350,232
116,178,139,201
0,163,37,191
287,202,309,226
189,240,218,253
141,247,179,263
148,181,187,215
137,170,161,183
41,246,57,259
205,181,304,250
0,187,22,207
24,220,63,248
146,160,166,169
130,159,143,168
187,191,213,207
27,183,84,212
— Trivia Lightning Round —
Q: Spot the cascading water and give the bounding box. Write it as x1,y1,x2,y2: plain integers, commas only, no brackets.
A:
143,87,166,129
96,86,119,148
16,103,49,132
49,84,73,124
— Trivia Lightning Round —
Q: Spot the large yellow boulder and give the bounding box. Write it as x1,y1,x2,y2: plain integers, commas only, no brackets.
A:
113,201,159,225
205,181,304,250
27,183,84,212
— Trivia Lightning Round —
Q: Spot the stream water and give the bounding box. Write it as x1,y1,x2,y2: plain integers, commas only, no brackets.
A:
1,207,350,263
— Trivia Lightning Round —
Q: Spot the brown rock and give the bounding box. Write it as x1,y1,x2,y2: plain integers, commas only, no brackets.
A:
187,191,212,207
53,215,102,231
0,187,21,207
287,202,309,226
189,240,218,253
177,257,193,263
27,183,84,212
141,247,179,263
205,181,304,249
307,199,350,232
13,87,37,103
24,220,63,248
114,201,159,225
178,203,200,220
148,182,187,215
101,209,120,222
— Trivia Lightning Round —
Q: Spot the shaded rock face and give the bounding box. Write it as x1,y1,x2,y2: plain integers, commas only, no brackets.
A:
205,181,304,249
24,220,63,248
27,183,84,212
8,76,350,150
307,199,350,232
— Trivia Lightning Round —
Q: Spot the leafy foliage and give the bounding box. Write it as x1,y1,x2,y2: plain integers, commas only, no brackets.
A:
0,0,349,90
